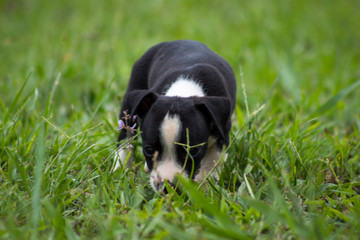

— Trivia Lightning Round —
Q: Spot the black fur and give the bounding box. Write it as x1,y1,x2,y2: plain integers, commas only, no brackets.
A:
117,40,236,179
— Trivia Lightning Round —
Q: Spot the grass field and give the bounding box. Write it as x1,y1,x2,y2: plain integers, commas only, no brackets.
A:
1,0,360,239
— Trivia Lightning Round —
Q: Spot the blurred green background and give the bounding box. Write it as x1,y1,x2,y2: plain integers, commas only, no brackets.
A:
1,0,359,129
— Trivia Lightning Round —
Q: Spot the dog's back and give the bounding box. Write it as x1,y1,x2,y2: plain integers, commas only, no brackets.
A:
128,40,236,108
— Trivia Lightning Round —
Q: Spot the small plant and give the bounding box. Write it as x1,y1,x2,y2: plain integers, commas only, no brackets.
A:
118,110,137,138
116,110,138,168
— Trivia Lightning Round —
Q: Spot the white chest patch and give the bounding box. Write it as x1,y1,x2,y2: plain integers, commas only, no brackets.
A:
165,77,205,97
150,113,186,191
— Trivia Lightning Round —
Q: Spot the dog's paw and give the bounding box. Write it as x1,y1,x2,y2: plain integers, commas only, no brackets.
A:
144,162,149,173
113,144,133,171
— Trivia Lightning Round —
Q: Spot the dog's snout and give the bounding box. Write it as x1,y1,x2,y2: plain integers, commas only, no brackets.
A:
150,158,186,192
153,181,165,192
153,180,177,193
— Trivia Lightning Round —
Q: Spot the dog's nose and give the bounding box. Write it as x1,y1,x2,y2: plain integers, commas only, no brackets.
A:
154,181,177,193
154,181,165,192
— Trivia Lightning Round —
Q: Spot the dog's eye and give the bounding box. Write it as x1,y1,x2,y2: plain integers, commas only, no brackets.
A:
144,146,155,157
189,147,200,157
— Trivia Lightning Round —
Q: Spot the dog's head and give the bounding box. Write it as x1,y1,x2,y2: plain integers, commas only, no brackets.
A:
127,90,231,191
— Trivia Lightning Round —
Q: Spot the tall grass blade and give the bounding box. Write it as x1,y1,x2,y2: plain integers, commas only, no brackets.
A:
4,72,32,122
240,65,249,117
44,72,61,118
31,121,45,239
314,79,360,115
179,176,250,239
87,76,115,127
260,69,281,106
280,64,301,104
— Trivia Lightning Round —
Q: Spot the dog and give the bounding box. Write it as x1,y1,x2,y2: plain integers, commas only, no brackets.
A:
115,40,236,192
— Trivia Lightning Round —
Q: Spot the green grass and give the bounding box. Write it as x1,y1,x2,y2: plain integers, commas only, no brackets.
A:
1,0,360,239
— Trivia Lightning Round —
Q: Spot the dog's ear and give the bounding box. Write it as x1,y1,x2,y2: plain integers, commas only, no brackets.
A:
195,96,231,145
127,90,159,118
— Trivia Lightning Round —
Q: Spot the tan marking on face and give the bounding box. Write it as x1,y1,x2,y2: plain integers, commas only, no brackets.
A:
160,113,181,157
194,137,227,182
149,113,185,191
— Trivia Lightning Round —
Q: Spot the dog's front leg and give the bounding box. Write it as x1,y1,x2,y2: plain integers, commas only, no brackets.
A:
114,143,134,170
114,108,137,170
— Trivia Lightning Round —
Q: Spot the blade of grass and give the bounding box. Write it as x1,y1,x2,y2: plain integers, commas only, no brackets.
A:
31,121,45,239
178,176,250,239
314,79,360,115
86,76,116,127
260,68,281,106
289,140,327,200
44,72,61,118
240,65,249,117
3,71,32,122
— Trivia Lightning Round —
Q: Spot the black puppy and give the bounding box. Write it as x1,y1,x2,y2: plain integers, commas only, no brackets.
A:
115,40,236,191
